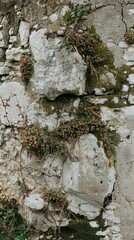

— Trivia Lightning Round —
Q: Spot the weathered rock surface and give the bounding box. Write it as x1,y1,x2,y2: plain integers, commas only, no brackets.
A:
19,21,30,46
63,134,115,219
25,194,45,210
0,82,28,125
30,29,86,100
0,0,134,239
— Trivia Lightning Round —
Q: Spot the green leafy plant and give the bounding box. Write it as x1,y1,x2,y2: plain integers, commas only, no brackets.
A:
0,198,29,240
19,53,34,83
62,3,91,25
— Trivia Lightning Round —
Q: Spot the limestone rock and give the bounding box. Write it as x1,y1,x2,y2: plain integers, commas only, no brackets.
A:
0,82,28,125
30,29,86,100
6,47,27,61
26,102,58,130
0,63,10,75
25,194,45,210
128,93,134,104
123,51,134,62
62,134,115,219
19,21,30,46
127,74,134,84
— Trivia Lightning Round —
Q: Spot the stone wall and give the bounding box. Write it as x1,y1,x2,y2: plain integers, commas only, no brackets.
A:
0,0,134,239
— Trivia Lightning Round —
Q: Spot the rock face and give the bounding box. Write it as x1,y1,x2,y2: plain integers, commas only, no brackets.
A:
0,1,134,240
63,134,115,219
30,29,86,100
0,82,28,125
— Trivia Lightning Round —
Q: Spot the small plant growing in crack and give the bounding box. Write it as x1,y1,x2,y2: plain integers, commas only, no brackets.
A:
19,53,34,84
64,26,114,79
62,3,91,25
43,189,68,211
124,29,134,45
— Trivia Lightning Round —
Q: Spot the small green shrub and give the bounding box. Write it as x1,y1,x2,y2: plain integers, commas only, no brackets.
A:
62,3,91,25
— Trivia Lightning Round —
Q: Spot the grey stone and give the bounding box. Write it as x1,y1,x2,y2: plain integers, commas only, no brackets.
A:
94,88,105,95
123,51,134,62
128,93,134,104
30,29,86,100
106,39,116,48
127,74,134,84
0,63,10,75
6,48,27,61
25,194,45,210
111,97,119,104
62,134,115,219
0,82,28,126
119,41,128,49
19,21,30,46
122,84,129,92
117,126,130,139
49,13,58,22
26,103,58,130
9,36,17,43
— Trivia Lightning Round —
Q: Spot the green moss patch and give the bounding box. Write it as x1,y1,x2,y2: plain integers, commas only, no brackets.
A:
59,212,106,240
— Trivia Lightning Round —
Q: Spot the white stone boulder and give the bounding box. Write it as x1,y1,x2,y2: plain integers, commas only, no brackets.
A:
30,29,86,100
62,133,115,219
0,82,28,125
26,102,58,131
0,62,10,75
127,74,134,85
6,47,27,61
19,21,30,46
25,194,45,210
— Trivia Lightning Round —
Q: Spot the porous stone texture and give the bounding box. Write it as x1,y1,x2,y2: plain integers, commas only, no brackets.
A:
0,82,28,126
0,1,134,239
30,29,86,100
63,134,115,219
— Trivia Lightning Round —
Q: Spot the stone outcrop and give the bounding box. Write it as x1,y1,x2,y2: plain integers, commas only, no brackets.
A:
0,1,134,240
30,29,86,100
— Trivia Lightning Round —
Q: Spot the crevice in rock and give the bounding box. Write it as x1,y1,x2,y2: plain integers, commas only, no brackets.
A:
91,2,116,13
120,0,128,32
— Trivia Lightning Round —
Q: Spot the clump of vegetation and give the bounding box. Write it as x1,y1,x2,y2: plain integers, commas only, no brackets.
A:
43,189,68,211
19,53,34,83
62,3,91,25
19,97,118,158
0,198,29,240
124,30,134,45
65,26,114,78
6,0,15,7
